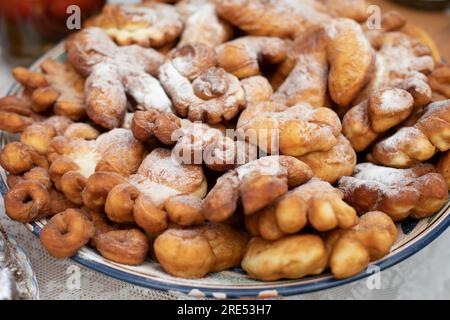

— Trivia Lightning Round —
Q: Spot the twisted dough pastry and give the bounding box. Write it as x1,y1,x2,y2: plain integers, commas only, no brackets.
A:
67,27,170,129
104,148,206,233
86,1,183,48
242,234,327,281
215,0,331,39
237,102,342,157
131,111,257,171
338,163,448,220
154,223,248,278
48,127,145,205
369,99,450,167
176,0,233,47
272,26,328,108
326,211,397,279
13,59,85,120
216,36,288,79
202,155,313,222
245,178,358,240
342,88,415,152
158,43,246,124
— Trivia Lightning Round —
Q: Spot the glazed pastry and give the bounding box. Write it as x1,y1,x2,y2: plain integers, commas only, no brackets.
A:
216,36,288,79
246,178,358,240
326,211,397,279
48,128,145,205
369,99,450,167
342,88,415,152
237,102,341,156
241,234,327,281
158,43,245,124
176,0,232,47
202,155,313,222
13,59,85,120
338,163,448,220
67,27,170,129
154,223,248,278
104,148,207,233
86,1,183,48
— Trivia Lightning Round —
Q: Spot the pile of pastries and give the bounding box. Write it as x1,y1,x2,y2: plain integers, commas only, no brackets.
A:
0,0,450,281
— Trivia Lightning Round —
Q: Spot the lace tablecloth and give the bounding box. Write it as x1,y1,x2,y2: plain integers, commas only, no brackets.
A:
1,1,450,298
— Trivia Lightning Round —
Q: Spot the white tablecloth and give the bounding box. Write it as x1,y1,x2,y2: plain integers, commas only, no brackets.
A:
1,42,450,301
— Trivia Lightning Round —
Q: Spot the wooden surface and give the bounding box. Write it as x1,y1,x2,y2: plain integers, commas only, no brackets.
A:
375,0,450,60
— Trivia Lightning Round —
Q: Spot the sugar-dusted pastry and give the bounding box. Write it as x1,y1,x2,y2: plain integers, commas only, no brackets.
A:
241,234,327,281
326,211,397,279
246,179,358,240
326,18,375,108
437,151,450,189
86,1,183,48
176,0,232,47
215,0,330,39
318,0,369,22
355,32,434,106
40,208,95,258
297,135,356,184
369,100,450,167
0,142,49,175
338,163,448,220
342,88,415,152
216,36,288,79
48,128,145,205
67,27,170,129
131,111,257,171
13,59,85,120
272,27,328,108
154,223,248,278
202,155,313,222
104,148,207,233
429,64,450,99
158,43,246,124
237,102,342,156
363,11,406,47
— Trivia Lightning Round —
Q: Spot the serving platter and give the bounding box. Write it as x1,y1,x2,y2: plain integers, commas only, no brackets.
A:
1,41,450,299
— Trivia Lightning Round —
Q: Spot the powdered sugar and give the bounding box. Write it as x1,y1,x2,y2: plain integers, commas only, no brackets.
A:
379,89,413,113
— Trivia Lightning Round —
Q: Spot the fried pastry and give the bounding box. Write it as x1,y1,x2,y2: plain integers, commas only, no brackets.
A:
176,0,232,47
0,96,44,134
13,59,85,120
326,211,397,279
318,0,369,22
237,102,342,156
131,111,257,171
216,36,288,79
369,100,450,167
342,88,415,152
86,2,183,48
296,135,356,184
327,18,375,108
215,0,330,39
67,27,170,129
154,223,248,278
202,155,313,222
272,27,328,108
338,163,448,220
241,234,327,281
429,64,450,99
437,151,450,189
104,148,206,233
246,178,358,240
158,43,246,124
48,128,145,205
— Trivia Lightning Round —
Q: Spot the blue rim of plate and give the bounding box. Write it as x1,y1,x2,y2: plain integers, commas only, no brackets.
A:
2,41,450,298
